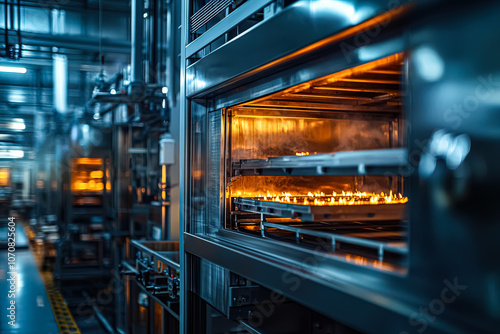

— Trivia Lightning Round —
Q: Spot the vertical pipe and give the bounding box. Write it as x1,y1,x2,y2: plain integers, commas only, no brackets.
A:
158,0,163,84
9,0,13,30
165,0,174,104
150,0,158,84
16,0,20,57
179,0,188,331
131,0,144,83
4,0,9,51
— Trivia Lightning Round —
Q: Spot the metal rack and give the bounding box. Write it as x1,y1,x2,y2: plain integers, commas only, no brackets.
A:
231,212,407,263
232,148,407,177
233,197,407,222
259,221,407,262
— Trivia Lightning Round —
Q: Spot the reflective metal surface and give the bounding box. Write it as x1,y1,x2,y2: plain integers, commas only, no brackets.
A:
186,0,410,98
181,0,500,333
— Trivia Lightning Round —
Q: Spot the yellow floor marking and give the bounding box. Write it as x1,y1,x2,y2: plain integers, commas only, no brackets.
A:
25,224,82,334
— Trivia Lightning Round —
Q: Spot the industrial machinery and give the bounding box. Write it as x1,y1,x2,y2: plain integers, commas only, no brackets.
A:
54,121,113,277
181,0,500,333
120,240,180,333
83,0,183,332
28,0,184,330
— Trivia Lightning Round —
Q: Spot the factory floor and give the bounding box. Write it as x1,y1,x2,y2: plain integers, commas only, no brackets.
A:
0,222,105,334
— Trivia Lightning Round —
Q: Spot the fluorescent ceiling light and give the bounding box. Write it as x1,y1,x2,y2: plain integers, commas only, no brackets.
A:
0,150,24,159
1,118,26,130
9,122,26,130
0,66,27,74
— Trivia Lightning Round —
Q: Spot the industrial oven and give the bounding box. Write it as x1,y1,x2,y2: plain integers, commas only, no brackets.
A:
70,157,109,207
181,0,500,333
54,122,113,281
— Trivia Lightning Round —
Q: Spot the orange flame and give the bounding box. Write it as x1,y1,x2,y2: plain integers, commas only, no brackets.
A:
252,190,407,206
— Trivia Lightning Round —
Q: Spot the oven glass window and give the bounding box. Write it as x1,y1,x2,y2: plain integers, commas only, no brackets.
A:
225,53,408,271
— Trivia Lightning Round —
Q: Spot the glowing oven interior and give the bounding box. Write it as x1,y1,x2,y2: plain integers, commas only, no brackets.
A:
0,168,10,187
226,53,408,270
71,158,108,206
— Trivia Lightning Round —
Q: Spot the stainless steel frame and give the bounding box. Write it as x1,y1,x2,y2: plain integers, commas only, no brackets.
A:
181,0,500,333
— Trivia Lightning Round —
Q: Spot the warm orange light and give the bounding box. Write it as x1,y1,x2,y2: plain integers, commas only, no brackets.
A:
295,152,317,157
90,170,103,178
344,254,400,272
162,165,167,200
71,158,105,192
0,169,9,186
106,181,111,191
235,53,404,110
74,182,87,190
73,180,106,192
252,190,408,206
72,158,102,165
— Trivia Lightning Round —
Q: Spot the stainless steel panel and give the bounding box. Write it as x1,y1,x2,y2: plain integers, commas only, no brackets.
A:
181,0,500,332
206,111,223,236
198,258,230,316
186,0,409,97
184,233,464,334
189,102,208,235
210,33,404,110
